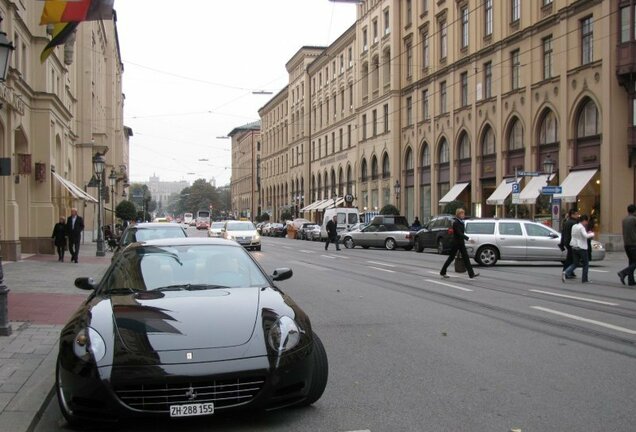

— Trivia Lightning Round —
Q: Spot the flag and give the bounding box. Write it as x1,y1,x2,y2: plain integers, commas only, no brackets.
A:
40,0,114,25
40,21,79,63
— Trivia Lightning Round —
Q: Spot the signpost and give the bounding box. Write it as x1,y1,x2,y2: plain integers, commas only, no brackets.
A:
517,171,540,177
551,198,561,231
541,186,562,195
511,182,521,205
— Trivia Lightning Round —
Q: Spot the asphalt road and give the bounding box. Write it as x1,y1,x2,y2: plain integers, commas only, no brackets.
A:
36,227,636,431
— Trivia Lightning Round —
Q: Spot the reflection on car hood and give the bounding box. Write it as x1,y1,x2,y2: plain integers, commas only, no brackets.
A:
111,288,260,352
225,230,258,236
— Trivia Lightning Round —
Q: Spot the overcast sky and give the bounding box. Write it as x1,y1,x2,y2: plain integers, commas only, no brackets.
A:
115,0,356,187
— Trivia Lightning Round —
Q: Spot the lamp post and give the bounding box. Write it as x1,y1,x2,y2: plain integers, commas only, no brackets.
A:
394,180,401,213
93,152,106,257
109,169,116,229
0,18,15,336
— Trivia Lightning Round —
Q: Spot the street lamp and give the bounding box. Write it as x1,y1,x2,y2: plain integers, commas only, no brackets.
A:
92,152,106,257
0,18,15,336
394,180,401,210
543,154,555,176
109,169,117,228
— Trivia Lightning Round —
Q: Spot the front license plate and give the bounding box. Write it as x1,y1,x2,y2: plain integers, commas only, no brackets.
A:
169,403,214,417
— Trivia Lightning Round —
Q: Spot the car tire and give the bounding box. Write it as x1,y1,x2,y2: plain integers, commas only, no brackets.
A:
56,360,82,428
475,245,498,266
362,245,370,249
385,238,396,251
299,333,329,407
343,237,355,249
436,239,444,255
414,238,424,253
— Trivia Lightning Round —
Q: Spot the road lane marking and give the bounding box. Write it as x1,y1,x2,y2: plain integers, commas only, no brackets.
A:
299,250,314,254
530,290,619,306
589,269,609,273
321,255,336,259
367,266,395,273
531,306,636,335
282,246,292,249
367,261,396,268
425,279,473,292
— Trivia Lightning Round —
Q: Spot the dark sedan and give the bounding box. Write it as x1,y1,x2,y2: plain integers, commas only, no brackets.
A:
56,238,328,427
413,215,455,254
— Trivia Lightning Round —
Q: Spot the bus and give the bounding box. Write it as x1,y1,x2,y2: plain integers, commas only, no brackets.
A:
183,212,193,225
196,210,211,230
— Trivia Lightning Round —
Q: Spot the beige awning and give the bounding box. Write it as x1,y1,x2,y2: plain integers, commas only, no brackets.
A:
486,178,517,205
300,199,329,212
439,182,469,204
553,169,598,203
51,171,98,203
518,174,554,204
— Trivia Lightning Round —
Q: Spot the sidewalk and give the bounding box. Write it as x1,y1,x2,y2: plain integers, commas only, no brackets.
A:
0,241,111,432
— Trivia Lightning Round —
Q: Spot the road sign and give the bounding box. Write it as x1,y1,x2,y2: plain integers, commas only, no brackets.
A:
512,193,521,204
505,178,516,183
511,182,520,193
541,186,562,195
518,171,540,177
551,198,561,231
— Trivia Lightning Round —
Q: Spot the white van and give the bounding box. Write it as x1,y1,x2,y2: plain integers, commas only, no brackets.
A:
320,208,360,241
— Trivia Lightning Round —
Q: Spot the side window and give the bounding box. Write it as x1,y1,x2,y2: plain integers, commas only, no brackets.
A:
365,225,379,232
430,219,441,229
465,223,496,234
348,213,359,224
499,222,522,236
524,223,552,237
378,225,387,232
337,213,346,224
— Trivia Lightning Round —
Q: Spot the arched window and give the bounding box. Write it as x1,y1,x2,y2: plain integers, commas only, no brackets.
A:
577,99,599,138
482,126,495,155
361,158,368,181
346,165,353,194
405,148,414,170
458,133,470,159
382,49,391,86
317,175,322,199
508,118,524,151
371,155,378,179
338,167,344,194
382,153,390,178
421,144,431,167
361,62,369,98
438,139,450,163
371,55,380,93
539,110,558,145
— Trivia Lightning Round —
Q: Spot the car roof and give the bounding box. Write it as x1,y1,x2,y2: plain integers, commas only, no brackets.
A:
135,237,242,247
127,222,184,229
466,218,537,223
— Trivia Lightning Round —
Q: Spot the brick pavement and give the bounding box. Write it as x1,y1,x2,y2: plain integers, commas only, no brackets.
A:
0,241,110,432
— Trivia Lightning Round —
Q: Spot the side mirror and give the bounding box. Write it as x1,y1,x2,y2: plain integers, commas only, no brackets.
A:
549,233,559,239
74,277,96,291
272,268,293,282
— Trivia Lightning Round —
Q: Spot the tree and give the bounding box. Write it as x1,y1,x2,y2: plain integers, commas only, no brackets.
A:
259,212,270,222
380,204,400,215
280,210,293,222
443,200,465,216
116,200,137,222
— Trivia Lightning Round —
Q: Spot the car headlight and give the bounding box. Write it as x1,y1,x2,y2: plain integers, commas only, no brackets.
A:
73,327,106,362
591,241,604,250
254,233,260,240
268,316,302,354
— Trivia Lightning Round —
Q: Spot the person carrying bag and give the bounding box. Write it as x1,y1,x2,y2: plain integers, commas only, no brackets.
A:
440,208,478,279
454,251,467,273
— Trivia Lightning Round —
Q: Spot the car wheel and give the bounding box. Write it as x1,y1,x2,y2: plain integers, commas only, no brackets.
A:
414,238,424,253
362,245,370,249
437,239,444,255
385,238,396,251
476,246,498,266
56,360,82,428
343,237,355,249
298,333,329,407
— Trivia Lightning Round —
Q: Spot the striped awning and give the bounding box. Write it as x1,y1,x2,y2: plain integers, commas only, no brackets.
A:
51,171,98,203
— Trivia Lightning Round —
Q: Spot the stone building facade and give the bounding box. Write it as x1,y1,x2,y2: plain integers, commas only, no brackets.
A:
0,1,128,260
257,0,634,249
229,121,261,219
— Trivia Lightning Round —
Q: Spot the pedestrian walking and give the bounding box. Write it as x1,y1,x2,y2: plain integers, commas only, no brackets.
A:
617,204,636,286
562,214,595,283
66,208,84,263
325,215,340,251
559,209,580,279
51,216,67,262
440,208,479,279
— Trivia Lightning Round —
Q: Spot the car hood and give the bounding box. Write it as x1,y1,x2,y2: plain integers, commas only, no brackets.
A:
226,230,258,236
110,288,260,353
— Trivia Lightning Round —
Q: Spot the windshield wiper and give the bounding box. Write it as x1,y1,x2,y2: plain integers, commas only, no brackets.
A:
151,284,230,292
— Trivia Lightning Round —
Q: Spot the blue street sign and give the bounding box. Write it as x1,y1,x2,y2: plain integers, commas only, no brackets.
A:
518,171,540,177
511,182,520,193
541,186,562,195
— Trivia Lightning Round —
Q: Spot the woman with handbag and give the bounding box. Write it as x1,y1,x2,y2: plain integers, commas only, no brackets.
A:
440,208,479,279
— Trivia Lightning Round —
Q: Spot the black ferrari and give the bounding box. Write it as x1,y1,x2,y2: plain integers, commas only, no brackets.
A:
56,238,328,427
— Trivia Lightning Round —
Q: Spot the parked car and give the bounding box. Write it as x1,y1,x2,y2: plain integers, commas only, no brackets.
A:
269,223,285,237
223,220,261,251
207,221,225,238
412,214,455,254
347,222,367,232
305,224,321,241
319,208,360,241
462,218,606,266
296,223,314,240
255,222,265,234
113,222,188,261
341,216,413,250
261,223,272,236
56,238,328,426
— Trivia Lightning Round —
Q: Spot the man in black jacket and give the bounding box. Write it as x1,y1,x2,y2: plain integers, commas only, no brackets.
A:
440,208,478,279
66,208,84,263
325,215,340,251
559,209,580,278
618,204,636,286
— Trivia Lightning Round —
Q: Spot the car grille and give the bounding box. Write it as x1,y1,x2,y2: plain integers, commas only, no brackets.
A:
114,377,265,412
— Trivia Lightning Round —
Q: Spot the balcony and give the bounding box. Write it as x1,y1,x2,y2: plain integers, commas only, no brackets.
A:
616,42,636,77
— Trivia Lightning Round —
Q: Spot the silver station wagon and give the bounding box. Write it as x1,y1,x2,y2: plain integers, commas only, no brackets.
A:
463,219,605,266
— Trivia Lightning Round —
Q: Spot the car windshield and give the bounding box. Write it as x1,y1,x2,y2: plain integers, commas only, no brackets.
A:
226,222,256,231
211,222,225,228
127,227,186,244
102,245,269,292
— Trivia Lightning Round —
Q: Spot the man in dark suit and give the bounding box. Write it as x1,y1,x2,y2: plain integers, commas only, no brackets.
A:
325,215,340,251
66,208,84,263
440,208,478,279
